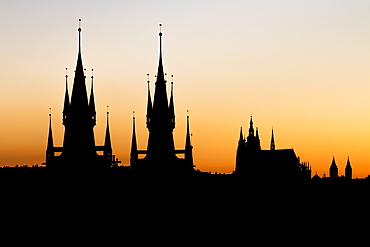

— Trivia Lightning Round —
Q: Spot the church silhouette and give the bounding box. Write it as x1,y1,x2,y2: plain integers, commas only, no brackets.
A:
235,116,311,181
130,25,195,175
45,20,118,170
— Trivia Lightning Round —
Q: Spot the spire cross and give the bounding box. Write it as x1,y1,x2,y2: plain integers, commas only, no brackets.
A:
133,110,136,119
65,68,68,79
147,73,150,83
171,74,174,84
49,108,52,117
107,105,110,115
91,68,94,79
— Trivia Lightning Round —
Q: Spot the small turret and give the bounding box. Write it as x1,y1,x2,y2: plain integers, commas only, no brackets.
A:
89,69,96,126
270,128,275,150
256,127,261,150
330,156,338,178
46,110,54,163
146,74,152,128
104,108,112,164
130,111,138,166
345,156,352,179
63,69,70,125
169,75,175,128
185,111,193,166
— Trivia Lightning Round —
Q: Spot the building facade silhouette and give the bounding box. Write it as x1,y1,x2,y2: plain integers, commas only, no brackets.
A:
45,21,117,169
130,25,194,175
235,116,311,180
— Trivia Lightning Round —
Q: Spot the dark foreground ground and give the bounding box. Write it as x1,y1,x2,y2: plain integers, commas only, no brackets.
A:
0,166,368,242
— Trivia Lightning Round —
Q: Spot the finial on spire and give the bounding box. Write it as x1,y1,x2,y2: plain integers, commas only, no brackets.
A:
49,107,52,117
78,19,82,32
65,68,68,79
107,105,110,115
159,23,162,36
171,75,174,84
147,73,150,83
133,110,136,119
91,68,94,79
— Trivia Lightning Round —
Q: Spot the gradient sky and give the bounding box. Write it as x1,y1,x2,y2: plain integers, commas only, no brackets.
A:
1,0,370,177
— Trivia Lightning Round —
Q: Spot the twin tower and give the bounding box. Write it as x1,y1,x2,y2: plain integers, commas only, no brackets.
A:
45,22,194,174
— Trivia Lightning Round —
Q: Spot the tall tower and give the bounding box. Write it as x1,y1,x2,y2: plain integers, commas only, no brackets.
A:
345,156,352,179
145,24,176,163
61,20,97,167
45,20,117,169
130,24,194,174
329,157,338,178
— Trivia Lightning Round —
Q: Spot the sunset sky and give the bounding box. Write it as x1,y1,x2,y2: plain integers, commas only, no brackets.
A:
1,0,370,177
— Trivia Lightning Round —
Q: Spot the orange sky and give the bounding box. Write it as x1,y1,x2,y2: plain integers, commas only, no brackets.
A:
1,1,370,178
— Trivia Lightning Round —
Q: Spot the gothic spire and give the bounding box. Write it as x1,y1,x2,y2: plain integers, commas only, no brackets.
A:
89,69,96,124
63,69,70,124
185,111,193,165
130,111,138,165
345,156,352,179
270,128,275,150
146,74,152,127
239,127,244,142
330,156,338,178
256,127,261,150
47,110,54,151
152,23,169,112
156,24,164,83
104,108,112,150
169,75,175,127
70,19,88,108
248,115,254,136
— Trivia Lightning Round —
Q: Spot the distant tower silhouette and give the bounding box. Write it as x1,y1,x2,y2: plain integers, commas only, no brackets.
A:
246,116,261,151
130,24,194,174
235,116,311,180
45,20,117,169
329,157,338,178
270,128,275,151
345,156,352,179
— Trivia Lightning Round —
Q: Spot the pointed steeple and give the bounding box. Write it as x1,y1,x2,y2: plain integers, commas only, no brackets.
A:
270,128,275,150
169,75,175,127
130,111,138,166
345,156,352,179
156,24,165,83
70,19,88,109
104,108,111,150
330,156,338,178
248,115,254,136
256,127,261,150
152,23,169,112
239,127,244,142
46,109,54,164
146,74,152,128
185,110,193,166
89,69,96,125
47,110,54,152
63,69,70,125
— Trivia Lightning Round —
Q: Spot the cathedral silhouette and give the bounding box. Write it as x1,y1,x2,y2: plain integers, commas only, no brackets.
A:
235,116,311,180
130,25,194,175
45,20,117,169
